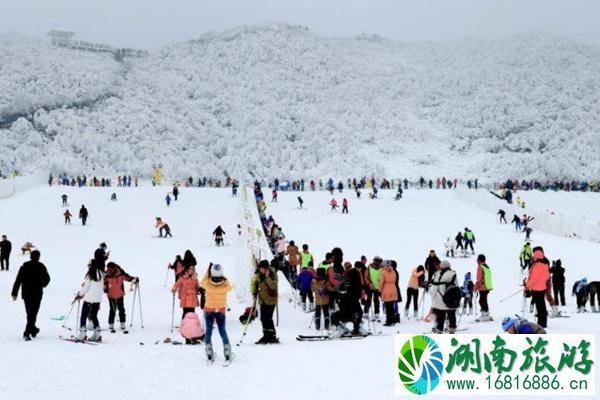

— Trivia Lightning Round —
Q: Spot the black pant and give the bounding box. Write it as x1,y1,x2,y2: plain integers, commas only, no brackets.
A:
364,290,380,314
500,216,507,223
434,308,456,331
531,291,547,328
24,296,42,335
405,287,419,311
164,226,172,238
260,304,276,332
0,255,9,270
300,289,314,304
81,216,87,225
342,206,348,213
182,307,195,320
315,304,330,329
332,298,362,333
553,284,566,306
479,290,489,312
80,302,99,328
465,240,474,252
384,302,396,325
108,297,126,324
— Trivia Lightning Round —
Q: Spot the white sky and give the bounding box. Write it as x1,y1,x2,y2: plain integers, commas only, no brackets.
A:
1,0,599,49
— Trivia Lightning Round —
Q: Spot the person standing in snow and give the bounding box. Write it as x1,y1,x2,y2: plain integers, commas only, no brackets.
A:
364,256,383,321
104,262,138,333
525,247,550,327
298,263,315,311
11,250,50,341
271,189,278,202
464,228,475,255
251,260,279,344
61,194,68,206
155,217,172,238
79,205,88,226
444,237,455,258
461,272,474,315
330,261,366,337
425,250,441,284
454,232,464,254
165,194,171,207
498,209,507,224
474,255,493,322
213,225,226,246
171,265,200,319
520,242,533,270
329,198,338,211
404,265,424,318
172,185,179,201
312,268,333,330
572,278,588,313
63,209,72,224
74,258,105,341
342,198,349,214
512,214,522,232
0,234,12,271
380,260,399,326
430,260,459,334
297,196,304,209
200,263,233,362
587,281,600,313
550,259,566,307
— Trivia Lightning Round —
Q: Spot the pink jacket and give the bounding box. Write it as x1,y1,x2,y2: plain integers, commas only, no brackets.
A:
180,312,204,340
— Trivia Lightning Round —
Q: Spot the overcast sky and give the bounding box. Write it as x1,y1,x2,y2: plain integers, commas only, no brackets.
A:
1,0,599,49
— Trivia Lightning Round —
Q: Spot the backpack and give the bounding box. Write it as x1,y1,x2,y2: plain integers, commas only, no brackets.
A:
438,269,461,309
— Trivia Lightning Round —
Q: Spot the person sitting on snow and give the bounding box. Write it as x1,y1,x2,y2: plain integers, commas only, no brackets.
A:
501,316,546,334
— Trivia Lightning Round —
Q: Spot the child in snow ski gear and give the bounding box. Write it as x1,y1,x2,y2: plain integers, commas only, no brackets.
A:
461,272,474,315
11,251,50,341
502,317,546,334
549,260,566,306
251,260,279,344
213,225,226,246
405,266,424,318
180,312,205,344
312,268,333,330
430,260,459,334
155,217,172,238
171,265,200,319
475,254,493,322
329,198,338,210
63,210,72,224
444,237,455,258
104,262,138,333
380,260,399,326
298,265,315,311
75,259,105,341
572,278,588,313
165,194,171,206
525,247,550,328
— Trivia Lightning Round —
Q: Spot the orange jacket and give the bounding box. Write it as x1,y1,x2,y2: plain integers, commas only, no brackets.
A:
287,245,300,266
172,276,199,308
379,267,399,302
526,261,550,291
407,268,423,289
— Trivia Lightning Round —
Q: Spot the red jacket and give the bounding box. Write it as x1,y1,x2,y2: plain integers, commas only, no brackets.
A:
172,276,200,308
526,249,550,291
104,265,134,299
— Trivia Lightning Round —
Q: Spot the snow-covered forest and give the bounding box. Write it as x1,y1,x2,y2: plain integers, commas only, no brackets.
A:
1,24,599,180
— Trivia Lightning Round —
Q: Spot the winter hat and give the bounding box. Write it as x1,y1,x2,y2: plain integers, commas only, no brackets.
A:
211,264,224,278
501,317,516,332
258,260,270,270
464,272,471,280
440,260,451,269
382,259,392,268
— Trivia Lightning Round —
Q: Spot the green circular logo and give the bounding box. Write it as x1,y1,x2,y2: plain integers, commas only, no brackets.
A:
397,335,444,395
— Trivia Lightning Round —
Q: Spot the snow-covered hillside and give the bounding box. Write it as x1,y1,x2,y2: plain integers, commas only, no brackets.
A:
1,24,600,179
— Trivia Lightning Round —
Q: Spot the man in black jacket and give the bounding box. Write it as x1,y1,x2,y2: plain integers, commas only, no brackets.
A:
550,259,566,307
79,205,88,226
11,250,51,341
425,250,441,284
0,234,11,271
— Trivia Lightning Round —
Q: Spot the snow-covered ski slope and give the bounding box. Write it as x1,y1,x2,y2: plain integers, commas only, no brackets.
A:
1,185,600,400
2,24,600,179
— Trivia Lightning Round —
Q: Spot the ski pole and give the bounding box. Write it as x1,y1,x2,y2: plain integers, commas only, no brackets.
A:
170,292,176,334
163,266,170,288
137,283,144,329
499,288,523,303
275,302,279,328
130,283,138,328
75,299,81,332
62,299,77,330
236,294,258,346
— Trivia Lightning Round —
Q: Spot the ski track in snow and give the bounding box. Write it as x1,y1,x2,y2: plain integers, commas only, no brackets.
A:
1,185,599,400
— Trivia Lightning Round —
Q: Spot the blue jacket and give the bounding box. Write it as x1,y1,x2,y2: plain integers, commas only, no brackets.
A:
298,270,314,291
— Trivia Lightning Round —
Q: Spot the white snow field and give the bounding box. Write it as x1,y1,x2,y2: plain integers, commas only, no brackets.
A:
1,183,600,400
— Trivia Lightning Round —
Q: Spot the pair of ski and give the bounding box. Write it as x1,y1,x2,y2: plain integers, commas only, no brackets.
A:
297,332,384,341
420,327,469,334
59,335,102,345
207,355,234,367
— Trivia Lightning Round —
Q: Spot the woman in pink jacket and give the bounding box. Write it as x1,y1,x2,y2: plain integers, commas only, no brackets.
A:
171,265,200,319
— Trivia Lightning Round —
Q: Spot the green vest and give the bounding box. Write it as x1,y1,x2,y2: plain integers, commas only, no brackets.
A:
369,267,381,289
301,252,313,268
317,261,330,270
482,264,493,290
465,231,474,240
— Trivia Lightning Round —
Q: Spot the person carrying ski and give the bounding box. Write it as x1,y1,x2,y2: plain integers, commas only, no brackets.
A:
342,198,349,214
572,278,588,313
550,259,566,307
298,263,315,311
75,257,105,341
165,194,171,206
501,316,546,334
430,260,459,334
104,262,138,333
474,254,493,322
461,272,474,315
0,234,12,271
213,225,226,246
405,265,424,318
525,247,550,327
380,260,399,326
251,260,279,344
63,209,72,224
11,250,50,341
498,209,507,224
312,267,333,330
520,242,533,270
79,205,88,226
464,228,475,255
171,265,200,319
200,263,232,362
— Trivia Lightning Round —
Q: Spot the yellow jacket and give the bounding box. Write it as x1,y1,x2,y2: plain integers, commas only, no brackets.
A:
200,275,232,312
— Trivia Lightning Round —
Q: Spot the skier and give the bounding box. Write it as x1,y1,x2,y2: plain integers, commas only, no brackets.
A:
404,265,425,318
444,237,455,258
97,242,110,261
330,261,367,337
271,189,278,202
63,209,72,224
297,196,304,209
79,205,88,226
213,225,226,246
172,185,179,201
312,268,333,330
355,188,361,199
474,254,493,322
498,209,507,224
61,194,68,206
454,231,464,255
342,198,349,214
251,260,279,344
104,262,138,333
298,263,315,311
461,272,474,315
550,259,566,307
464,228,475,255
424,250,441,284
155,217,172,238
524,226,533,241
501,317,546,334
200,263,233,363
286,241,301,281
11,250,50,341
329,198,338,211
525,247,550,327
110,193,117,201
364,256,382,321
0,234,12,271
171,265,200,319
300,244,313,270
395,186,403,200
512,214,522,232
169,255,185,281
519,242,533,270
74,257,105,341
430,260,459,334
572,278,588,313
587,281,600,313
165,194,171,207
380,260,399,326
20,242,35,255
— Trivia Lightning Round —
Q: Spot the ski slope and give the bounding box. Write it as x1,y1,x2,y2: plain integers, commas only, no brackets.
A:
1,184,599,400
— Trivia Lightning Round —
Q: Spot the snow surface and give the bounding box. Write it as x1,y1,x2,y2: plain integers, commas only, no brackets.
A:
1,24,600,179
1,184,599,400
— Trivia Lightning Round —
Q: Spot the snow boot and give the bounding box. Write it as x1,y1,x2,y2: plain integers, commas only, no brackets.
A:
23,333,32,341
413,310,418,319
592,305,598,313
31,327,40,338
435,329,443,334
329,324,349,338
255,330,269,344
77,327,87,341
549,305,560,317
448,327,457,334
121,322,128,334
577,307,582,313
205,343,214,361
90,328,102,342
224,344,232,361
266,330,279,344
404,309,409,319
529,303,535,313
109,324,116,333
